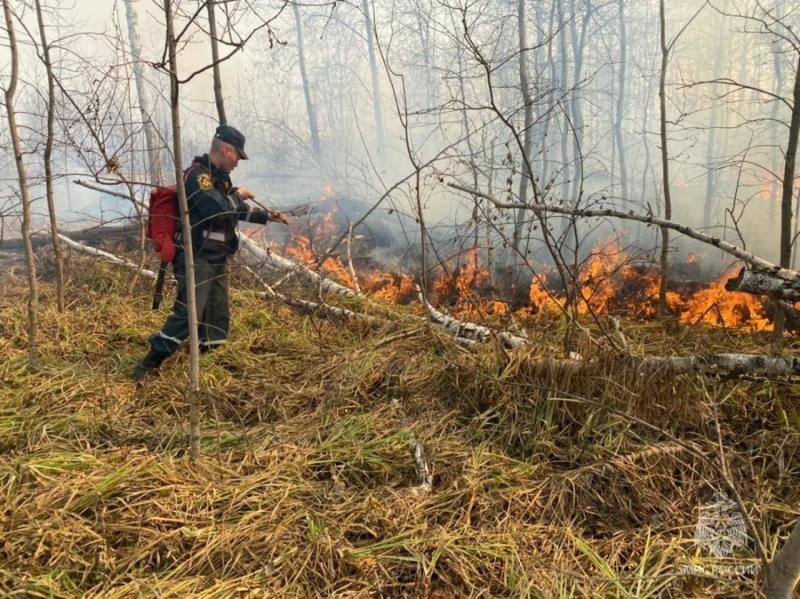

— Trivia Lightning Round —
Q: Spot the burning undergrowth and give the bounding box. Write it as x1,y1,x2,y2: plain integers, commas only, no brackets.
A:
274,195,776,332
0,250,798,596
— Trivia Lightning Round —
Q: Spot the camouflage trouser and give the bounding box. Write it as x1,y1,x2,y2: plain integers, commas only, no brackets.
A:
150,254,230,355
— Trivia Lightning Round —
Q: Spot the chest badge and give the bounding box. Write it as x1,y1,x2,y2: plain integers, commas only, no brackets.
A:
198,172,213,191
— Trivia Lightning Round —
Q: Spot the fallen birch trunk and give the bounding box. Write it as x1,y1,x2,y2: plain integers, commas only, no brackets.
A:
50,234,800,380
415,289,800,377
61,232,374,326
248,266,381,325
56,233,157,279
639,353,800,377
239,235,357,297
725,267,800,301
256,290,381,323
416,286,528,349
1,225,139,252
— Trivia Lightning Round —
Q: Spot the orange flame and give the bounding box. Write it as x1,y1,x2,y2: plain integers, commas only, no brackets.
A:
282,200,773,330
364,271,416,303
678,266,771,331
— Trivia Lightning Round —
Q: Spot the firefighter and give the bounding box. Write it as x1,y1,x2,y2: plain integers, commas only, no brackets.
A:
132,124,288,382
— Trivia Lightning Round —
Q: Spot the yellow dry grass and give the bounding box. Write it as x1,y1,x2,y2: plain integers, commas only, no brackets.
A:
0,248,798,597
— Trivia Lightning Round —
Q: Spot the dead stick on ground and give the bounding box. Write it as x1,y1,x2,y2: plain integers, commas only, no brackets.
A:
345,221,363,295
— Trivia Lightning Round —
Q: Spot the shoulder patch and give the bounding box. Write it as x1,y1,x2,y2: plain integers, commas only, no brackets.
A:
198,172,213,191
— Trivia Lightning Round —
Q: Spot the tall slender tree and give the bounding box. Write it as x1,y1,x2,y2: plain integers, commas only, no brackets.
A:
613,0,628,202
165,0,201,459
34,0,66,313
3,0,39,363
124,0,163,186
780,55,800,271
656,0,706,314
293,2,322,162
207,0,227,125
513,0,534,271
657,0,672,315
362,0,386,165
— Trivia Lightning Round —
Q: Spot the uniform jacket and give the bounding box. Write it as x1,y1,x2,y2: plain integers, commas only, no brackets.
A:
182,153,269,260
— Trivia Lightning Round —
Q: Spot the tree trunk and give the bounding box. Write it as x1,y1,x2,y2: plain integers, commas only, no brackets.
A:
292,2,322,162
513,0,534,273
124,0,161,289
124,0,163,186
640,353,800,377
3,0,39,364
774,54,800,340
206,0,227,125
165,0,201,461
725,267,800,301
765,518,800,599
415,3,434,113
417,286,528,348
780,54,800,270
639,73,653,219
613,0,628,202
34,0,65,313
455,42,486,285
448,183,800,283
557,0,571,205
657,0,672,315
362,0,386,164
568,0,590,205
239,236,357,297
540,0,558,187
702,0,728,228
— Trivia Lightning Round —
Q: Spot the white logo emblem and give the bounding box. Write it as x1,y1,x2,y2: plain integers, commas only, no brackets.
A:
694,492,749,557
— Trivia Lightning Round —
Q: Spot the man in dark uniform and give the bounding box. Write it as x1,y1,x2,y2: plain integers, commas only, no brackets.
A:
132,124,287,382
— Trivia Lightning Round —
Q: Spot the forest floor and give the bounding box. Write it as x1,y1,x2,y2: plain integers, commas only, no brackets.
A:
0,247,799,597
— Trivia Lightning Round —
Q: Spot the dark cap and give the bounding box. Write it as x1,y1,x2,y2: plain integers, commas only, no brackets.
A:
214,124,248,160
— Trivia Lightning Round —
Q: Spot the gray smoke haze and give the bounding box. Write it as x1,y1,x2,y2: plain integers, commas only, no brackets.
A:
0,0,796,275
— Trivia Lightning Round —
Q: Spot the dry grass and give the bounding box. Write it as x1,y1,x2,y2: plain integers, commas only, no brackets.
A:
0,248,798,597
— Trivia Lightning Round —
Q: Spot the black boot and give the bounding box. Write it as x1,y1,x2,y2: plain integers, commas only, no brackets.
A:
132,348,169,382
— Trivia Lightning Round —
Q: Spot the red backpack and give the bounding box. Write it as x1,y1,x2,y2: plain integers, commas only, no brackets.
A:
146,164,200,263
146,184,180,263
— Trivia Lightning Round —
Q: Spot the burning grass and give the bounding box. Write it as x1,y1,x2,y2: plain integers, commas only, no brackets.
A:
275,198,780,333
0,250,799,596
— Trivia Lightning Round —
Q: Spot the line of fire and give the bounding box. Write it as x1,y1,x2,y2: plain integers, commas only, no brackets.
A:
254,184,777,333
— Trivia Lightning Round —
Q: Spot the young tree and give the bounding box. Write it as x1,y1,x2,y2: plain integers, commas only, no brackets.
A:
124,0,163,186
206,0,227,125
34,0,66,313
3,0,39,363
362,0,386,165
292,2,322,162
164,0,202,459
512,0,534,265
613,0,628,202
656,0,706,314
